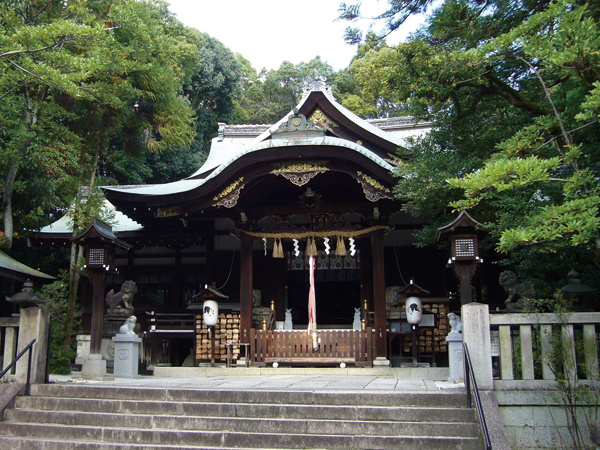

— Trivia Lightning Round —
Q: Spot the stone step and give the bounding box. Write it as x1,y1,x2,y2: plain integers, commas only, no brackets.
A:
5,409,479,437
30,383,469,408
0,423,483,449
0,384,483,449
14,396,476,422
0,437,241,450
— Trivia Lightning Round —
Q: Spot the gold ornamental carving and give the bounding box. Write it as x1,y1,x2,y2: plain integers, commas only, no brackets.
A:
308,109,337,131
356,171,393,202
213,177,245,208
271,161,329,187
156,206,181,218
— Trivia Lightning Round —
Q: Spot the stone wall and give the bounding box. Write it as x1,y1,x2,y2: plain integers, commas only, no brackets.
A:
496,388,596,449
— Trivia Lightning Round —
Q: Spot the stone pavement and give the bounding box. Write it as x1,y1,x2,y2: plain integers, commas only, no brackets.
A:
49,366,465,393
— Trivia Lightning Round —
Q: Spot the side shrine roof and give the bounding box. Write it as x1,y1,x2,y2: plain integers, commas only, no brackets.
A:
0,250,55,281
37,199,143,236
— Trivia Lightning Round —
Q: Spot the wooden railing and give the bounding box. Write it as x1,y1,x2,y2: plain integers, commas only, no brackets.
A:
250,328,373,367
489,312,600,381
144,311,195,366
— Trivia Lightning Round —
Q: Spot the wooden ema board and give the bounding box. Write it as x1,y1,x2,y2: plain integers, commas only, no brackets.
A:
195,313,240,362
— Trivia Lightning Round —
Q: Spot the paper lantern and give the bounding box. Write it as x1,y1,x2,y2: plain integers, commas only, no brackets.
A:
202,300,219,326
405,296,422,325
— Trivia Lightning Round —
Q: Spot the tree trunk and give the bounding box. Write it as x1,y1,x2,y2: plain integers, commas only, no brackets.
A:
62,244,84,348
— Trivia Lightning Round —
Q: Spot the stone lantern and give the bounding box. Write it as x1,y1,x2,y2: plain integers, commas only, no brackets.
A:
561,269,596,310
436,211,484,305
6,280,47,309
71,219,131,379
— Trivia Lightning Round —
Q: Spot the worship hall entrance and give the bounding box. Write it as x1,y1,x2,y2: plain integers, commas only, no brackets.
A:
286,251,361,327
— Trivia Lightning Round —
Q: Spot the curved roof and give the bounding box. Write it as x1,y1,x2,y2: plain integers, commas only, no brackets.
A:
104,135,395,199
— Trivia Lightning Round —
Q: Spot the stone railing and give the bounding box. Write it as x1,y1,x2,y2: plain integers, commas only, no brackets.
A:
461,303,600,388
489,311,600,384
0,308,49,383
0,316,20,375
461,304,600,449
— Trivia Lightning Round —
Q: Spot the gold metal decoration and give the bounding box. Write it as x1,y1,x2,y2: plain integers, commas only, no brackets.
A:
213,177,246,208
355,171,393,202
213,177,244,202
271,161,328,187
156,206,181,218
308,109,337,131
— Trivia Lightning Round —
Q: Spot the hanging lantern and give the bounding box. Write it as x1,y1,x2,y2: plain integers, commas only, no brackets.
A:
202,300,219,326
336,236,346,256
405,296,423,325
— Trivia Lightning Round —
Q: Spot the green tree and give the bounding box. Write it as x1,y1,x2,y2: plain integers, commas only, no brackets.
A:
342,0,600,291
0,0,101,248
235,57,335,125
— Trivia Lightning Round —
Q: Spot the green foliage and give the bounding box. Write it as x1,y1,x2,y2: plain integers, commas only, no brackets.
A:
343,0,600,289
235,57,335,125
41,272,81,374
524,292,599,448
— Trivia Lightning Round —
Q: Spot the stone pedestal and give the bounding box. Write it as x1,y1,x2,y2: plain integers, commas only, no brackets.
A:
81,353,107,379
446,332,464,382
112,334,142,378
75,335,91,365
372,356,390,366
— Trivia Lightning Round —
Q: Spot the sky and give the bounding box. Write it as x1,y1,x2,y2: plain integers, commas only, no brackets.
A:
166,1,428,72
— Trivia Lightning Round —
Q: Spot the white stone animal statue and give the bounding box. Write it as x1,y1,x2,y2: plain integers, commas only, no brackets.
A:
119,315,137,335
448,313,462,334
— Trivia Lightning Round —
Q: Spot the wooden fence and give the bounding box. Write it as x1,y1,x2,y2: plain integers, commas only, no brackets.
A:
250,328,373,366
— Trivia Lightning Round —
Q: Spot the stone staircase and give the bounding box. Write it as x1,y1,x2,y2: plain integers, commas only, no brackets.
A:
0,383,483,449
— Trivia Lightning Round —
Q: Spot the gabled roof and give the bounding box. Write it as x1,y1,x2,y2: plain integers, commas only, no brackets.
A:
103,81,428,211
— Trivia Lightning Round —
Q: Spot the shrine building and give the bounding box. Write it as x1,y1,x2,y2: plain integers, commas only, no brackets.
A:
35,80,459,368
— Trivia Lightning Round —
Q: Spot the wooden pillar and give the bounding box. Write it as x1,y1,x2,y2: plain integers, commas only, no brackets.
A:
371,230,387,359
88,270,106,354
240,233,253,344
205,221,215,285
454,264,477,305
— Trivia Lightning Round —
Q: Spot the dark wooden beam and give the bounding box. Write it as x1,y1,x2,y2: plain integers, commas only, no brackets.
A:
240,233,253,345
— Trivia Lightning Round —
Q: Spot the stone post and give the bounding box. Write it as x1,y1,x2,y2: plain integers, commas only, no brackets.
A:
112,334,142,378
16,307,50,384
445,314,463,383
461,302,493,390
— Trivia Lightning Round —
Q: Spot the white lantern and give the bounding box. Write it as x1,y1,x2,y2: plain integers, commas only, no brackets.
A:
405,296,422,325
202,300,219,326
